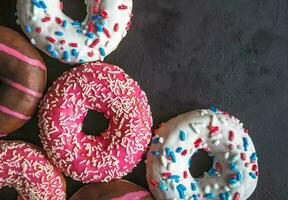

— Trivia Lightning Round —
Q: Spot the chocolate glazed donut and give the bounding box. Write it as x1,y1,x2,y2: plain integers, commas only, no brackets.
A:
0,26,46,136
70,180,154,200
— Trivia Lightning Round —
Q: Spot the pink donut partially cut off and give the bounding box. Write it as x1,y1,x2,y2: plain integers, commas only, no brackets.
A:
39,63,153,183
0,140,66,200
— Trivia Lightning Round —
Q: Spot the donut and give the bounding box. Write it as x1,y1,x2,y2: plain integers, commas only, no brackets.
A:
16,0,133,64
70,179,154,200
0,140,66,199
38,63,152,183
145,108,258,200
0,26,46,136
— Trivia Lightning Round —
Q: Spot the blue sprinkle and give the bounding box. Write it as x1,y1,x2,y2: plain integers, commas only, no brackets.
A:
158,182,167,191
96,24,103,32
210,105,219,113
220,193,227,200
79,59,86,64
47,44,54,52
64,51,69,61
250,152,257,161
188,156,192,167
176,184,187,199
192,194,199,200
86,32,95,39
176,147,183,153
227,178,238,184
205,193,215,199
39,1,47,9
249,172,257,179
208,168,218,176
236,171,242,181
51,50,58,57
194,178,200,183
91,15,98,20
170,151,176,163
191,183,197,191
99,48,106,57
180,130,186,141
76,29,83,34
152,137,160,144
229,163,238,172
55,31,64,36
165,147,171,158
168,175,180,180
25,25,32,33
151,151,160,156
71,49,79,57
243,137,249,151
32,0,42,8
62,20,68,28
225,192,231,199
72,21,81,27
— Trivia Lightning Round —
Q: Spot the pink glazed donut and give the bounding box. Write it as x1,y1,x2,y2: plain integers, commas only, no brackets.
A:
39,63,152,183
0,140,66,200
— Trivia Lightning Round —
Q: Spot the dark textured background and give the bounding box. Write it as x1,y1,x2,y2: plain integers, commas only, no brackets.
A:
1,0,288,199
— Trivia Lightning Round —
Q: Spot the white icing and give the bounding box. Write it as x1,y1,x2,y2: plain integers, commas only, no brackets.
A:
16,0,132,64
146,109,258,200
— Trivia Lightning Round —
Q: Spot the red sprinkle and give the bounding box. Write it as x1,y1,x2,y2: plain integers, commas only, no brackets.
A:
183,171,188,179
103,27,111,38
88,22,95,32
88,52,94,57
181,149,188,156
92,5,99,14
101,10,109,18
36,27,42,33
208,126,219,135
60,2,63,10
233,192,241,200
162,172,171,178
252,164,258,171
114,23,119,32
229,130,235,141
215,162,222,172
60,40,66,45
228,144,234,151
241,153,246,160
47,36,56,43
228,174,237,179
126,21,132,30
118,4,128,9
56,17,63,25
194,138,203,148
89,38,100,48
150,178,157,187
69,43,78,47
255,171,259,176
42,17,51,22
244,128,249,134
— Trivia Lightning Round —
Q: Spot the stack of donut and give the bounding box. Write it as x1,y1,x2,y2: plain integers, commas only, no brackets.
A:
0,0,259,199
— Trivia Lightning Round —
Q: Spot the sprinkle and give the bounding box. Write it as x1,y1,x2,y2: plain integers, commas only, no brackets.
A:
229,163,238,172
191,183,197,191
114,23,119,32
103,27,111,38
47,45,54,52
176,147,183,153
192,194,199,200
36,27,42,33
64,51,69,61
181,149,188,156
119,4,128,9
183,171,188,178
249,172,257,179
47,36,56,43
158,182,167,191
205,193,215,199
165,147,171,158
210,105,219,113
243,137,249,151
152,137,160,144
39,1,47,9
168,175,180,180
92,5,99,14
229,131,234,141
170,151,176,163
101,10,109,18
55,31,64,36
215,162,222,172
71,49,79,57
252,164,258,171
250,152,257,161
188,156,192,166
236,171,242,181
72,21,81,27
51,51,58,57
161,172,171,178
86,32,95,39
150,178,157,187
62,20,68,28
151,151,160,156
208,126,219,135
229,154,240,162
42,17,51,22
220,193,227,200
194,138,203,148
180,130,186,141
176,184,187,199
32,0,42,8
25,25,32,33
89,38,100,48
232,192,241,200
69,43,78,47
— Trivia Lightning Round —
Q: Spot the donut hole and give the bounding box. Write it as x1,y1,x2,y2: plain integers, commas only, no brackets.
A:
0,187,18,199
61,0,87,22
189,149,214,178
82,110,109,136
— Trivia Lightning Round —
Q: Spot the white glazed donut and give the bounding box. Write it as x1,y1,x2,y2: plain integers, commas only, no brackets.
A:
16,0,132,64
146,108,259,200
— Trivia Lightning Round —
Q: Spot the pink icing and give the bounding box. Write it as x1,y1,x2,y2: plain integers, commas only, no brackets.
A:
111,191,150,200
0,141,66,200
0,104,31,120
39,63,153,183
0,75,42,98
0,43,46,70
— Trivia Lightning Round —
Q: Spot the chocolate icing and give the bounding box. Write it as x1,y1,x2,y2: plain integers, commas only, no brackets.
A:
0,26,46,135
